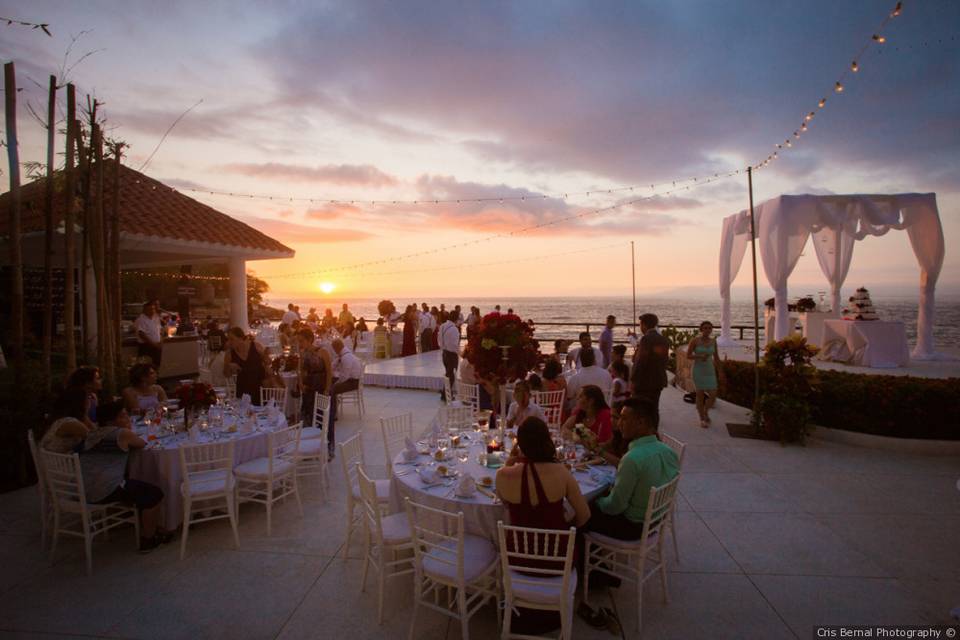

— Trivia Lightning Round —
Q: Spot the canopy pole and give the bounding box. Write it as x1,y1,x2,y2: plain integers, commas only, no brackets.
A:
631,240,637,332
747,167,761,416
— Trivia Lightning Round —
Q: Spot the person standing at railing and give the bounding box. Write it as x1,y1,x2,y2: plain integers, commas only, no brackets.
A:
599,315,616,368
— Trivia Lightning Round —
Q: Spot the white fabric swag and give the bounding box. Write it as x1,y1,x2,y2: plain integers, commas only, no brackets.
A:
718,193,945,360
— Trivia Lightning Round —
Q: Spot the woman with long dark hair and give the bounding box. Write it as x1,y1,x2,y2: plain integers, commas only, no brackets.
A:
223,327,273,403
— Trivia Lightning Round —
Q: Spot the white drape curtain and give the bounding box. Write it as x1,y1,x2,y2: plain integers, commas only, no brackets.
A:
718,193,945,358
717,211,750,345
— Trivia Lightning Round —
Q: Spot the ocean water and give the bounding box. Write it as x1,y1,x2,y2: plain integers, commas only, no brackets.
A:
275,295,960,347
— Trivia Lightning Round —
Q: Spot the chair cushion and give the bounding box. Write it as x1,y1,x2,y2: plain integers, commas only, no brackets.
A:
508,567,577,605
352,479,392,503
234,457,295,479
422,534,497,583
183,468,234,498
379,512,412,545
584,530,656,550
301,427,324,440
296,439,326,456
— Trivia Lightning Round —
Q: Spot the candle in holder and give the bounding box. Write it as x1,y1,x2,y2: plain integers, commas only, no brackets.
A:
476,410,492,430
486,438,502,454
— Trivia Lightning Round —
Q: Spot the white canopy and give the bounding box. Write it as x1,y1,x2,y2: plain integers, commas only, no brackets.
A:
718,193,945,360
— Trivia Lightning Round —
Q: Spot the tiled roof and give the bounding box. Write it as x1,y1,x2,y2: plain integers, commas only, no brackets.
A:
0,165,293,256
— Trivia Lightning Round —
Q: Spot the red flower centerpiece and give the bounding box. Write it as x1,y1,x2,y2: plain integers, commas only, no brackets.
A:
174,381,217,428
464,312,540,386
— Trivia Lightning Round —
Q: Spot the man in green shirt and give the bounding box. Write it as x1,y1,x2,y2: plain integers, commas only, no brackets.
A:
588,397,679,540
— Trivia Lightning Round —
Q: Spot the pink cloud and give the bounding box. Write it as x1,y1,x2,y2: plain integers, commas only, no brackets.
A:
237,216,375,243
305,203,363,220
221,162,397,187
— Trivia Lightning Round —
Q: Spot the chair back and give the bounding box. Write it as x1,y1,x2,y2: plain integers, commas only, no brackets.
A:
40,449,87,510
268,424,300,471
659,432,686,467
178,440,236,493
532,389,565,428
455,381,480,411
380,413,413,473
438,406,473,432
404,497,467,584
312,392,331,434
226,375,237,399
357,464,385,543
640,475,681,542
260,386,288,409
497,523,576,605
339,432,365,494
26,431,48,501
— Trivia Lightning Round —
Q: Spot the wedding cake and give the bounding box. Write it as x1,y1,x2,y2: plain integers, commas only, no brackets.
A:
842,287,879,321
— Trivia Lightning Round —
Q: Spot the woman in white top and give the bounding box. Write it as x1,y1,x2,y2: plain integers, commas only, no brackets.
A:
505,380,546,429
122,363,168,415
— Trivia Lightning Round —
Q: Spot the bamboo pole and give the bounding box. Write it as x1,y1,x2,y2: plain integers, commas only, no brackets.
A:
630,240,637,332
77,108,91,362
109,145,122,380
91,123,113,387
747,166,761,419
4,62,24,383
42,75,57,388
63,85,77,371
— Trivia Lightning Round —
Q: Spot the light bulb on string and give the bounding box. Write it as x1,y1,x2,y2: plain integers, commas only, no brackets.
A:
819,98,827,108
801,122,808,131
786,140,793,148
835,81,844,93
892,2,902,17
806,111,815,121
794,131,800,139
873,34,886,43
851,60,859,72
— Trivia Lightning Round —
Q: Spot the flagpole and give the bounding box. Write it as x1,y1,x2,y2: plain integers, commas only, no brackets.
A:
747,167,761,415
631,240,637,332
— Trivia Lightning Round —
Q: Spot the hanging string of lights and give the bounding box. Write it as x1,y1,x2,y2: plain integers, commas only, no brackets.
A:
753,1,905,171
156,173,719,208
264,170,740,280
121,270,232,282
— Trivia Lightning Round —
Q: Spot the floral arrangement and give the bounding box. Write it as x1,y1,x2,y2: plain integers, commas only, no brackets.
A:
174,381,218,411
271,354,299,375
571,422,599,452
464,312,540,385
377,300,396,319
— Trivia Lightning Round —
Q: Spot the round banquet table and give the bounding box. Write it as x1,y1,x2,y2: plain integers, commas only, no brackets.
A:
127,412,287,529
389,433,614,541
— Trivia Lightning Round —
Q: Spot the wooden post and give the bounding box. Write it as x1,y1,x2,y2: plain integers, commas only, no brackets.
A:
63,85,77,371
42,75,57,389
4,62,24,383
109,145,122,379
77,109,91,362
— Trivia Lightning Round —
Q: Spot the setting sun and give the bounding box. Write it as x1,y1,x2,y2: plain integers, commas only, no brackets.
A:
318,282,336,294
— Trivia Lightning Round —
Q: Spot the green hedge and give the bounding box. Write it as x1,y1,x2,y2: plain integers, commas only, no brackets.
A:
718,360,960,441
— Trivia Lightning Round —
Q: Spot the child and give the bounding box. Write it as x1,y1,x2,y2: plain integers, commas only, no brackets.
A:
610,361,631,410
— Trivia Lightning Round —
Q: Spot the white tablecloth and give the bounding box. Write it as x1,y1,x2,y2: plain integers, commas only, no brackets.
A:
389,434,612,541
819,320,910,368
128,414,287,529
799,311,838,348
390,332,404,357
280,371,299,418
764,308,799,345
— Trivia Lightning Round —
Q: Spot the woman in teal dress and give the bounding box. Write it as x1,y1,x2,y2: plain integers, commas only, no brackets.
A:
686,321,724,428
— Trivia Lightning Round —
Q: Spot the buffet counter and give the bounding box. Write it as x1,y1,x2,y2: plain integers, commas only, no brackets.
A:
121,335,200,379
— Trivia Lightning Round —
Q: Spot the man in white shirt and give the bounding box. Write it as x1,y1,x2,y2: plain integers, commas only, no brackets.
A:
328,338,364,457
566,347,612,411
281,303,299,326
504,380,546,429
419,303,435,353
135,301,163,367
566,332,604,371
439,310,461,398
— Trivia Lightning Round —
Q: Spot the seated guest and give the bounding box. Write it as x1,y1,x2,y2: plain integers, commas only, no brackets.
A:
122,363,168,415
561,385,613,445
496,417,591,635
598,406,631,467
505,380,546,429
63,366,103,428
41,394,172,552
608,344,628,376
297,327,332,428
587,398,679,540
356,317,369,334
566,332,604,371
328,338,363,458
527,373,544,393
541,358,567,394
610,361,631,409
565,348,611,410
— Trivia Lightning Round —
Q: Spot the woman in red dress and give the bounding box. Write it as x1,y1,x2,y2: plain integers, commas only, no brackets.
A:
401,305,418,357
561,384,613,445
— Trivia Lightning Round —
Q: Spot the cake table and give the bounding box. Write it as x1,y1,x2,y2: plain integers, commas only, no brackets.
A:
818,319,910,368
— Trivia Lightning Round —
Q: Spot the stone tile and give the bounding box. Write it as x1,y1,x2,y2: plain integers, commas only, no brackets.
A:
677,444,752,473
609,571,794,639
665,510,742,575
680,472,797,513
751,574,938,635
767,473,960,516
897,577,960,623
818,514,960,581
701,512,890,577
725,439,846,475
0,534,64,594
277,557,448,640
110,549,328,640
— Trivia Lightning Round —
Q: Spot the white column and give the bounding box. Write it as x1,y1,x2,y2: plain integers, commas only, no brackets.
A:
228,257,248,331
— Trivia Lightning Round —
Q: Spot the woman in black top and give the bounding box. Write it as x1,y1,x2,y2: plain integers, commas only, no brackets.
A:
223,327,272,404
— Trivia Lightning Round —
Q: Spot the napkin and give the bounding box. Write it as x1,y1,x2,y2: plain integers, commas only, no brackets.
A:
240,416,256,434
418,467,440,485
188,425,200,443
455,474,476,497
266,403,281,425
403,437,419,461
238,394,252,411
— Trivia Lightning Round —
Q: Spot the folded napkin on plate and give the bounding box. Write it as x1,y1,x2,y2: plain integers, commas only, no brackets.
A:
403,437,419,461
455,474,476,497
418,467,440,485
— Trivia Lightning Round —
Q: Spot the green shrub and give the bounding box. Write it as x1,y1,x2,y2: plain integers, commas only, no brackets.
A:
719,360,960,440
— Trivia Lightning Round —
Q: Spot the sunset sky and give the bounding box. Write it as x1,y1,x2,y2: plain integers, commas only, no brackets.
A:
1,1,958,302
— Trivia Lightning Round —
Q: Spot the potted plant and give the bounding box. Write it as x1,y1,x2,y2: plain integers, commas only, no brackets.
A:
754,335,819,443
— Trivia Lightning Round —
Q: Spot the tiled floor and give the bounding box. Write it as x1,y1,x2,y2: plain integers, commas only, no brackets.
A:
1,370,957,640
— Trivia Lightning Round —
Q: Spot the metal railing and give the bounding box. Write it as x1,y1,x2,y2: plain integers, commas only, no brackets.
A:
528,321,762,341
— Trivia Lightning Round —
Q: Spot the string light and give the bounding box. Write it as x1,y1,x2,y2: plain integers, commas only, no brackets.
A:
891,2,902,17
872,34,886,43
121,270,233,282
805,111,815,121
818,98,827,108
835,81,844,93
851,60,859,72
